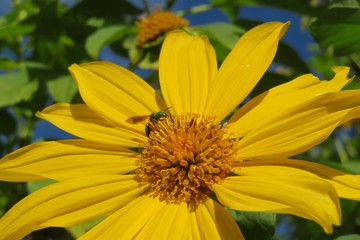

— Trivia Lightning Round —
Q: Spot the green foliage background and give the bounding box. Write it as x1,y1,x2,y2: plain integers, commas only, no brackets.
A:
0,0,360,239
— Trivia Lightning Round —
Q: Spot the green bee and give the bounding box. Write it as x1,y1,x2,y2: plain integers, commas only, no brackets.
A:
126,108,170,137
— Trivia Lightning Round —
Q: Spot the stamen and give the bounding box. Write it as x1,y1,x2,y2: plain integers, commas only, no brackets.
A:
136,113,238,209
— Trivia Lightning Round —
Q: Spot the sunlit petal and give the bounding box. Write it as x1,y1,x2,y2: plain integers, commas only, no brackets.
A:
79,194,164,240
0,139,139,181
236,91,360,159
233,159,360,200
229,66,352,137
202,195,244,240
213,175,340,233
0,175,149,240
37,103,147,147
205,22,289,120
159,30,217,115
69,62,167,126
135,200,189,240
195,202,222,239
188,211,202,240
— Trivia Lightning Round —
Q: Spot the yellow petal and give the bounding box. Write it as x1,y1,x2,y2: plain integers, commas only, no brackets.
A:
0,139,139,181
190,196,243,239
213,175,340,233
229,66,352,137
236,91,360,159
37,103,147,147
135,201,189,240
0,175,149,240
195,201,222,240
201,195,244,240
69,62,167,126
233,159,360,200
79,194,164,240
205,22,289,120
159,30,217,115
189,211,202,240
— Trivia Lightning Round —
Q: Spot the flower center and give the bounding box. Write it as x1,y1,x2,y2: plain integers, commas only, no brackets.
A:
136,8,189,47
136,113,238,209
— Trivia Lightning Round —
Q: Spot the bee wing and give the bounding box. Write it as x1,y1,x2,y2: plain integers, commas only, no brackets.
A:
126,115,150,124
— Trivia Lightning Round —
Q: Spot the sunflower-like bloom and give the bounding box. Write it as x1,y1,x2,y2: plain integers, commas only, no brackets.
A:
1,22,360,240
136,8,189,47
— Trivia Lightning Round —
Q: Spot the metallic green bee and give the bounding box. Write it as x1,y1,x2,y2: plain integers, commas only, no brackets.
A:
126,109,170,137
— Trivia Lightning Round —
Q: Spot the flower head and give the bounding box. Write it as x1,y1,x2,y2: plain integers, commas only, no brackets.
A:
136,7,189,47
1,22,360,239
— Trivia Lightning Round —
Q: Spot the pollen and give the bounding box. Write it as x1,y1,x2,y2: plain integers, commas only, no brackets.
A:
136,9,189,47
136,113,238,209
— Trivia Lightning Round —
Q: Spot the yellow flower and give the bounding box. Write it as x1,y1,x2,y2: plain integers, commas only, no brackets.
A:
136,8,189,47
1,22,360,239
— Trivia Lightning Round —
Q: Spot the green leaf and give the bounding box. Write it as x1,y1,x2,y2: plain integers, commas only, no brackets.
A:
0,23,35,39
274,42,311,75
195,22,245,62
335,234,360,240
67,216,105,238
197,22,245,50
85,25,136,59
0,70,38,108
0,58,18,71
310,1,360,56
227,209,276,240
249,71,291,97
47,75,78,103
0,182,27,216
126,36,162,69
329,0,360,9
27,179,57,193
341,161,360,174
310,52,341,78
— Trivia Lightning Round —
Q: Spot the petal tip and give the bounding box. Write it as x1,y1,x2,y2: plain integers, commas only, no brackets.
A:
35,111,42,119
279,21,291,38
68,63,80,72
